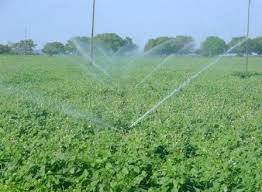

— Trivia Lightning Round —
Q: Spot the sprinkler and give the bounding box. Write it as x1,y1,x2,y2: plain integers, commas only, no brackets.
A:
90,0,96,63
245,0,251,74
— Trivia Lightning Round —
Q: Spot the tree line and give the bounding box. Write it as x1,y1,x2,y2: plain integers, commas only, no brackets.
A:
1,33,262,56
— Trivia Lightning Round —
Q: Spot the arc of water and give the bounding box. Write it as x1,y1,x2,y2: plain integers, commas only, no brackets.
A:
65,56,106,85
125,38,177,67
135,54,174,88
96,46,115,64
0,81,114,129
144,39,179,56
130,38,248,128
112,43,128,57
176,42,195,55
134,42,195,89
72,39,112,79
112,40,136,58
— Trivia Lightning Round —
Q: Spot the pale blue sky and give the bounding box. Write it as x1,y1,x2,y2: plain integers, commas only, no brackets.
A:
1,0,261,48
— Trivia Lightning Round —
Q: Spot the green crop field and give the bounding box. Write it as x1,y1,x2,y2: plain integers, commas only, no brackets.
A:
0,55,261,191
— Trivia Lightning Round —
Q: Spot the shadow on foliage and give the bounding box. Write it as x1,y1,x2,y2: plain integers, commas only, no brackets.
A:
232,71,262,79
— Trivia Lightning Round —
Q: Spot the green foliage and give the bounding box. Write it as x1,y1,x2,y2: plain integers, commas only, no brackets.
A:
117,37,138,55
0,55,261,191
144,36,194,56
11,39,36,55
144,36,172,53
64,34,137,56
253,37,262,55
65,36,90,55
94,33,138,54
65,40,78,55
232,71,262,79
42,42,65,56
94,33,125,53
227,37,255,56
228,37,246,56
173,35,195,55
201,36,227,56
0,44,11,54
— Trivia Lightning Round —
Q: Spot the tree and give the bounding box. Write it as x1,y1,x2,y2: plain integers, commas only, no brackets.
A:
201,36,227,56
42,42,65,56
144,36,194,55
94,33,125,52
253,37,262,55
173,36,194,55
144,37,173,55
65,34,137,56
66,36,91,55
65,40,77,55
0,44,11,54
115,37,138,55
227,37,254,56
11,39,36,55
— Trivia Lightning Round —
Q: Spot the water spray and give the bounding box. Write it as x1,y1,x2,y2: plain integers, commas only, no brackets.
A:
112,41,130,57
124,39,178,69
72,39,112,79
96,46,114,65
135,54,174,88
134,42,195,89
0,81,114,129
130,39,248,128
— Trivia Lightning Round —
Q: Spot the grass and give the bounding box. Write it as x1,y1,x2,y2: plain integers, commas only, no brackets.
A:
0,55,261,191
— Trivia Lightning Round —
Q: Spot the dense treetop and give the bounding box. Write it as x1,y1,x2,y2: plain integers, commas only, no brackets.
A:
0,34,262,56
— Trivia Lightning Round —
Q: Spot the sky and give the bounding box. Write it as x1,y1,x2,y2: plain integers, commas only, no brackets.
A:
0,0,261,48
